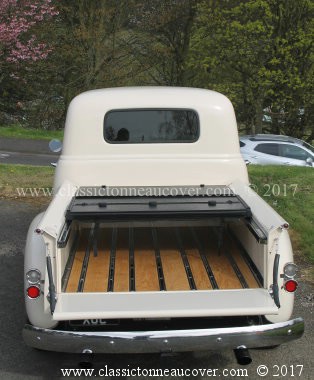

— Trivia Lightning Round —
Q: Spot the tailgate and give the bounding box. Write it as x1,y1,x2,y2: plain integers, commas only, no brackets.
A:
53,289,277,320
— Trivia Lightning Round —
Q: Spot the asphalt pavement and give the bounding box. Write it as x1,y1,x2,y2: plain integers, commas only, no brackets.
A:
0,137,59,166
0,199,313,379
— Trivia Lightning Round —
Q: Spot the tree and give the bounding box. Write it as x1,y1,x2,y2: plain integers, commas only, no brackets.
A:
52,0,134,99
1,0,312,139
0,0,58,121
0,0,58,63
126,0,199,85
188,0,313,139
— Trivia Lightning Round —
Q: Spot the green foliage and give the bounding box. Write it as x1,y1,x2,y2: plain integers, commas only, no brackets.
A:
0,0,313,140
188,0,314,139
248,165,314,262
50,0,136,100
125,0,199,85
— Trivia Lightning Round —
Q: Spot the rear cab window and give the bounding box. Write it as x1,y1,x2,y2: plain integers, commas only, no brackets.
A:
104,109,199,144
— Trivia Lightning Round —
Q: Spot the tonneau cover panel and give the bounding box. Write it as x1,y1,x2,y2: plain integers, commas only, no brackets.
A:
66,185,251,221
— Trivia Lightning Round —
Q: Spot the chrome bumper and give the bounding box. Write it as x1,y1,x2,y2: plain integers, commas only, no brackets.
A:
23,317,304,354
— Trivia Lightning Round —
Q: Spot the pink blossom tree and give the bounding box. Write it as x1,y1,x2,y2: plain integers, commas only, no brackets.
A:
0,0,58,64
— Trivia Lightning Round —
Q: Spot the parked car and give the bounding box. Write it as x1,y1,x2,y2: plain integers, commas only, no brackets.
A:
240,134,314,167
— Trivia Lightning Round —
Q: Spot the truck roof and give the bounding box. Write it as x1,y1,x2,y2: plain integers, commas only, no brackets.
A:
63,87,238,154
55,87,248,188
70,86,230,106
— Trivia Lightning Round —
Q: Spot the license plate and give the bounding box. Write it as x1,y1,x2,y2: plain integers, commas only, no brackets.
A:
69,319,120,327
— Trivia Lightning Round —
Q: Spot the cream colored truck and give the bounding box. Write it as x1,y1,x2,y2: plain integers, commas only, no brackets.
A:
23,87,303,364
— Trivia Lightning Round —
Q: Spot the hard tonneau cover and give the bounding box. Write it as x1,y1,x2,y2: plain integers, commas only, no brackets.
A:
65,185,252,221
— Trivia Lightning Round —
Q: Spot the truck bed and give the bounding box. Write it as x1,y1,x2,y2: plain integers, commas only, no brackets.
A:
63,226,261,293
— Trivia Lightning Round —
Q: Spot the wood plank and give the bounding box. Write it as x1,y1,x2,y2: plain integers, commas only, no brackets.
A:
134,228,159,291
186,250,212,290
66,230,88,292
180,228,212,290
114,228,129,292
158,228,190,291
196,227,242,289
228,236,260,288
83,227,111,292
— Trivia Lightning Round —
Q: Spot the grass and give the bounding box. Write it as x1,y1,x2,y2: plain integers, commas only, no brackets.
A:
0,125,63,140
0,163,313,263
248,165,314,263
0,164,54,205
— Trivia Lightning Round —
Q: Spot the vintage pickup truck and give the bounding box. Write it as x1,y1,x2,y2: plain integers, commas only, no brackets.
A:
23,87,304,364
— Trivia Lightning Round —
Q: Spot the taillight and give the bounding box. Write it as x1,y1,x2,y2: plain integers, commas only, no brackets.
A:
26,269,41,284
283,263,298,278
282,262,298,293
284,279,298,293
27,286,41,299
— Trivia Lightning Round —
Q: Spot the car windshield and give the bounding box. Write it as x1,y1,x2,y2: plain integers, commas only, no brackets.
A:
302,142,314,154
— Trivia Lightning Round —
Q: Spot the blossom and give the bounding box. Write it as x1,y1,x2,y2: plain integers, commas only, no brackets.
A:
0,0,58,63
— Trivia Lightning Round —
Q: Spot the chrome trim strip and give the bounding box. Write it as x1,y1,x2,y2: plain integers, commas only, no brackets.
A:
23,317,304,354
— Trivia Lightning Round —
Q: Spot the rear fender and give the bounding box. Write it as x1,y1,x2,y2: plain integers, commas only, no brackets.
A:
265,229,294,323
24,212,58,329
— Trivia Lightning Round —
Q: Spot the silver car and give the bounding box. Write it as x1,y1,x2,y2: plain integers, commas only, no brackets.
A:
240,134,314,167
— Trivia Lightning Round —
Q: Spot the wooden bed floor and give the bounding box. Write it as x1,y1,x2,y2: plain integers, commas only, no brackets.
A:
64,226,261,293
